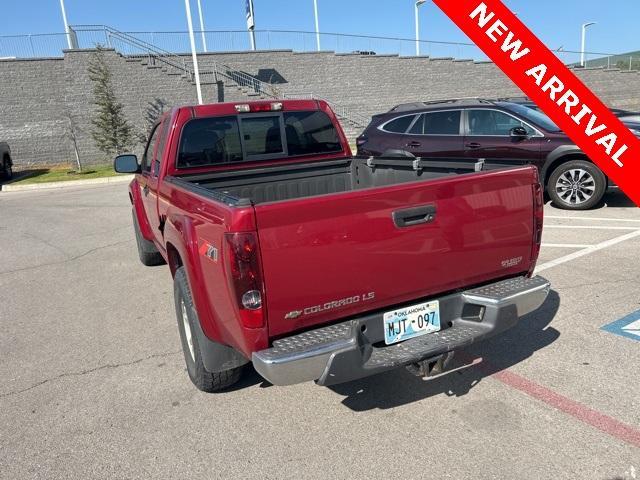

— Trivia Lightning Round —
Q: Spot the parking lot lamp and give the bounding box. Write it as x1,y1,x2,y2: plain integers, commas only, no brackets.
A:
197,0,208,52
59,0,72,49
184,0,204,104
415,0,427,56
580,22,596,67
313,0,321,51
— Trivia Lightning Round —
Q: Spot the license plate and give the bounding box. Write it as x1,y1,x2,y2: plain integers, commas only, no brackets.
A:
383,300,441,345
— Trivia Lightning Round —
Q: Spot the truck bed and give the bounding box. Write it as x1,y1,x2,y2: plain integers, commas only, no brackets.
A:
173,157,492,205
169,157,539,338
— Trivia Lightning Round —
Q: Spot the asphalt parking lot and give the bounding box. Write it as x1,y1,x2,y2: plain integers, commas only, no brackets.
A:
1,184,638,480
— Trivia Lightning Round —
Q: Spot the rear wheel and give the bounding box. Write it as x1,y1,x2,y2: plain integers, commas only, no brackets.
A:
547,160,606,210
132,210,165,266
174,267,243,392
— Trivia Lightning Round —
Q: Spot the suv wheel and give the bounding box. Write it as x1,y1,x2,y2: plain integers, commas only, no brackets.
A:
547,160,606,210
2,159,12,180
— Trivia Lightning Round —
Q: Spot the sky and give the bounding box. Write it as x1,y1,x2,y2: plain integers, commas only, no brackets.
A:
1,0,638,57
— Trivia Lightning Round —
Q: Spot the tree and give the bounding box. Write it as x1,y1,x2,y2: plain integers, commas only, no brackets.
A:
135,97,168,144
64,112,83,172
88,47,134,157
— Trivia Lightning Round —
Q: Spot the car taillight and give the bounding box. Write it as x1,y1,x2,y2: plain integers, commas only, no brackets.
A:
224,232,265,328
356,135,368,147
529,176,544,276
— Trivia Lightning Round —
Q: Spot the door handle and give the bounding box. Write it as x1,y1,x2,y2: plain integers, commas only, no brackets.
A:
406,141,422,148
392,204,436,228
466,142,482,149
142,185,149,197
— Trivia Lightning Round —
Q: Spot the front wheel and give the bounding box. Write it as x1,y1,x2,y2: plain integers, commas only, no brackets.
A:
2,160,12,180
547,160,606,210
174,267,243,392
132,210,165,266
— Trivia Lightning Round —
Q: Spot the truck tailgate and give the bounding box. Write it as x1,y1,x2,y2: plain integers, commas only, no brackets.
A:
254,166,537,337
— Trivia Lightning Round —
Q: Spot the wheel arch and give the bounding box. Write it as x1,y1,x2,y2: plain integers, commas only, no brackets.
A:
542,146,606,187
165,241,183,277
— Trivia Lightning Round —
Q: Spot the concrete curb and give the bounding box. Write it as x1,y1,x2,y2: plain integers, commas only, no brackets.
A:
1,174,134,192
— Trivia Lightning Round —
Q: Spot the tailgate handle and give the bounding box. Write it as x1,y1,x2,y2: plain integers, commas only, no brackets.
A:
393,204,436,228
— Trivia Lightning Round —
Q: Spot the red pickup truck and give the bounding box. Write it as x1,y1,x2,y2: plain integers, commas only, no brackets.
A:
115,99,550,392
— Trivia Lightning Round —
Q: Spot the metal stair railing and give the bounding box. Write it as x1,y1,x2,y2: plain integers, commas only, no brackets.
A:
72,25,369,129
74,25,195,80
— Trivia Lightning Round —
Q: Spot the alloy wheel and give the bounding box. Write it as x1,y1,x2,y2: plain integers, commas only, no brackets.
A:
554,168,596,206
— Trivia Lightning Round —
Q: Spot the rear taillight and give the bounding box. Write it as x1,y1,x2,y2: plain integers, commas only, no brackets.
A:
356,135,368,147
529,176,544,276
235,102,283,113
224,232,265,328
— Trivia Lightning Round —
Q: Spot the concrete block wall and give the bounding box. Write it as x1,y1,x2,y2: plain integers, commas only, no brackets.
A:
0,49,205,167
1,48,640,167
192,49,640,116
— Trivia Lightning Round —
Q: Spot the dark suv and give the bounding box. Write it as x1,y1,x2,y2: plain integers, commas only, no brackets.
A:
356,99,631,210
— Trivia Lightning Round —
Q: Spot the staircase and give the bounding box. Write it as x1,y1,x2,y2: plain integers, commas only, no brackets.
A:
97,26,367,141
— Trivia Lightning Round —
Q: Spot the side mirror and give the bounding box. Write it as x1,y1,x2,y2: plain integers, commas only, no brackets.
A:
510,126,528,138
114,154,140,174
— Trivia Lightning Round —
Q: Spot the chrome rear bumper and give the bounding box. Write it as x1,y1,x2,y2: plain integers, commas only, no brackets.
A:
253,276,550,386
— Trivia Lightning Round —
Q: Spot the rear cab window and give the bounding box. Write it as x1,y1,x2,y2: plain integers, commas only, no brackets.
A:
177,110,342,169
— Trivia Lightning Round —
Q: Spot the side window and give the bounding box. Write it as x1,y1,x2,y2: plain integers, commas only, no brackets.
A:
424,110,461,135
141,124,161,173
152,119,171,176
468,110,534,136
382,115,416,133
408,114,425,134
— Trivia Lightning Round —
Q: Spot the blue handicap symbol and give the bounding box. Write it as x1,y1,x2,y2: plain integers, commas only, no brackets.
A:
601,309,640,342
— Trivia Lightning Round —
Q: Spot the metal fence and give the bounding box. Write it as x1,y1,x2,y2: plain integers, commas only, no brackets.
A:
0,33,68,58
0,26,637,71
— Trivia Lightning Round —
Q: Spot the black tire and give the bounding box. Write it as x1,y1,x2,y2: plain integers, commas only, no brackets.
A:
547,160,606,210
132,210,165,266
174,267,243,392
2,158,12,180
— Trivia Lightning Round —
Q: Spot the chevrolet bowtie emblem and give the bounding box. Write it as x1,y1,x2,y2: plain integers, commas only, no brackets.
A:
284,310,302,320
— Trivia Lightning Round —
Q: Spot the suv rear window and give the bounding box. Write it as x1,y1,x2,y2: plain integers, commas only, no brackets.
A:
382,115,416,133
177,111,342,168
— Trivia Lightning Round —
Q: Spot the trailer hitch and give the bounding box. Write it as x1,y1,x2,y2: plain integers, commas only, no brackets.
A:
406,351,456,378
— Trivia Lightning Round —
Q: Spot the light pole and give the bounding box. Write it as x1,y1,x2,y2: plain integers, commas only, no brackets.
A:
580,21,596,67
313,0,321,51
59,0,72,49
184,0,203,104
196,0,207,52
246,0,256,51
415,0,427,56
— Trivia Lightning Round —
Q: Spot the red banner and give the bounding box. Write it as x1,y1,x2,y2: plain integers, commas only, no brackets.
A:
432,0,640,206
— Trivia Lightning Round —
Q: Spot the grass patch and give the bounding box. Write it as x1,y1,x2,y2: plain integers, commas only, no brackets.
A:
11,164,123,185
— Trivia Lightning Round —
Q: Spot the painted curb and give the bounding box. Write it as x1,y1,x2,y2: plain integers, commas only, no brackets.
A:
1,174,134,192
